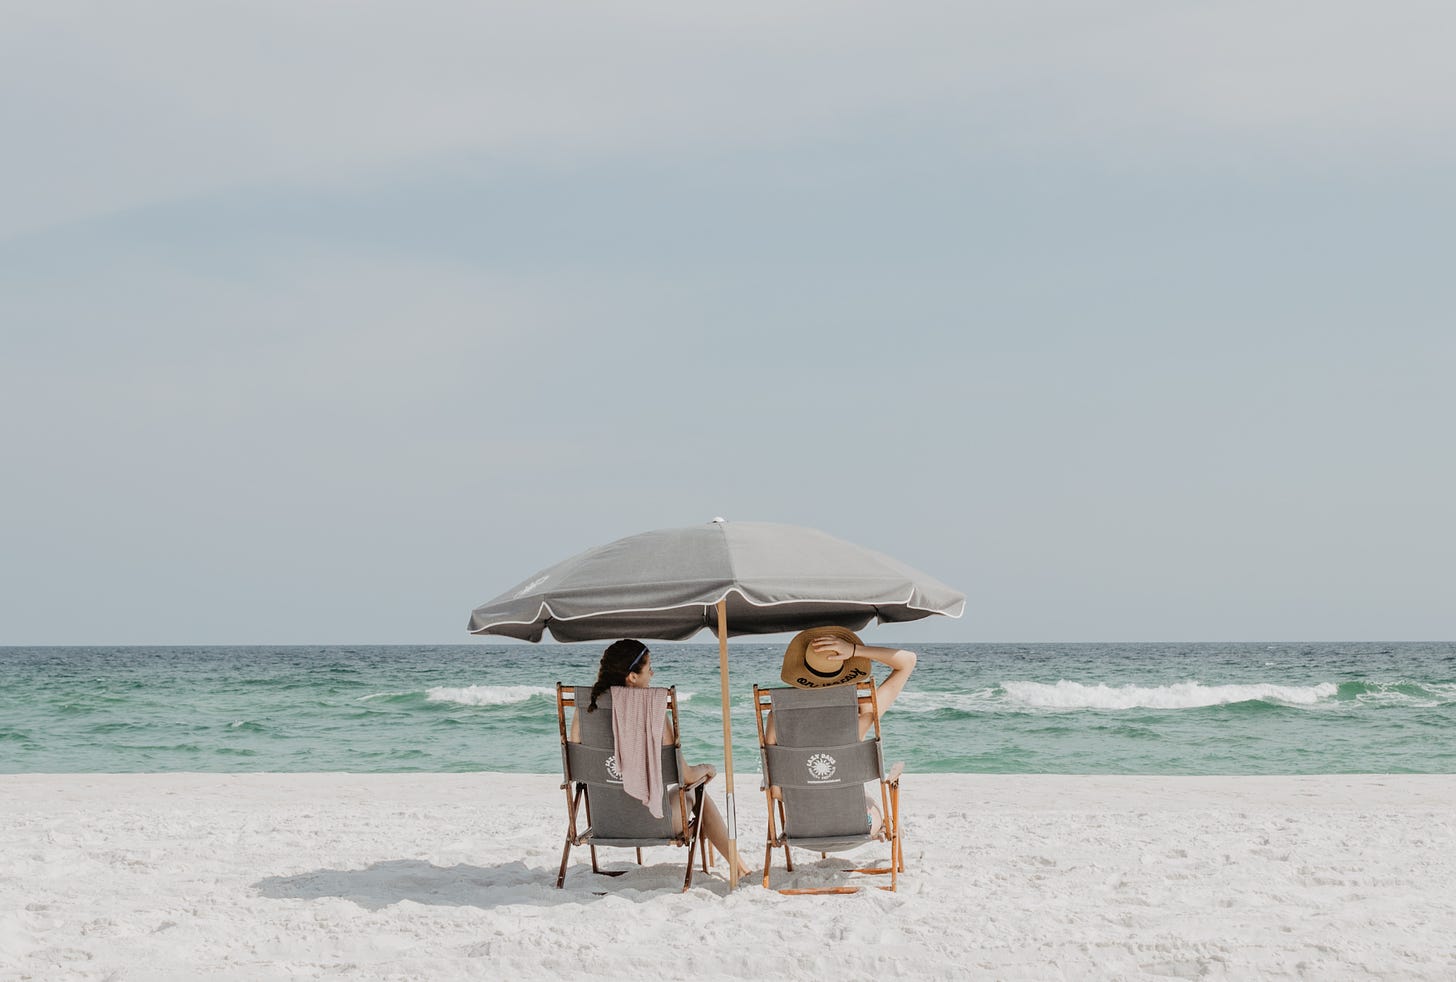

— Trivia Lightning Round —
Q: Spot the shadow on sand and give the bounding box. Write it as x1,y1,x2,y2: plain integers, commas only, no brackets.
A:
254,857,739,910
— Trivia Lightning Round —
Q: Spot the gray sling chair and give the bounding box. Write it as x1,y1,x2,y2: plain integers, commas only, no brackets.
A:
752,681,905,894
555,684,715,892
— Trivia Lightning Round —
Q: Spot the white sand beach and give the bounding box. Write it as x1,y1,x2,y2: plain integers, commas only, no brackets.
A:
3,773,1454,980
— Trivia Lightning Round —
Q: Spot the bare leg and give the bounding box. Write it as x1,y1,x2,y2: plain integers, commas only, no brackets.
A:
676,793,751,877
700,795,752,877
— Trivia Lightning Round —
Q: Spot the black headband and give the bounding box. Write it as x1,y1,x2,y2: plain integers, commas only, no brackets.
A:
627,644,649,672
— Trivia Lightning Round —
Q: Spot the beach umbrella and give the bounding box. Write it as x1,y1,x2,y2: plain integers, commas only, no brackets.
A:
467,518,965,889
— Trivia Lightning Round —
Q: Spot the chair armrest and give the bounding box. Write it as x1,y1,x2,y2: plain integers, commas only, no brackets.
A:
681,772,714,792
886,762,905,786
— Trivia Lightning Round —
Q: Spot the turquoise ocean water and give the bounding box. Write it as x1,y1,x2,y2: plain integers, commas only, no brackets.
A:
2,642,1453,774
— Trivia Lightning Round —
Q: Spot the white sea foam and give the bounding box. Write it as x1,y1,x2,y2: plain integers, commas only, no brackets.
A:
1350,680,1456,708
424,685,556,707
1001,680,1339,710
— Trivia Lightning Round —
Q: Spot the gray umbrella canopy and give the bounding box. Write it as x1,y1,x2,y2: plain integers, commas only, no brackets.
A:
467,520,966,642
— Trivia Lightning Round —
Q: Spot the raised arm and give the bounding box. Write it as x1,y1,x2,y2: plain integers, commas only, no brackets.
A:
808,636,917,739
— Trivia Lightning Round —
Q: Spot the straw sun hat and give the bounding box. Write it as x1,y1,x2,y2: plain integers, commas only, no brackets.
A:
780,626,873,688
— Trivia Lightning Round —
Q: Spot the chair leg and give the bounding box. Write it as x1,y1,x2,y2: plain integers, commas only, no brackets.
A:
777,799,794,871
885,814,899,891
891,783,906,873
691,785,711,873
760,788,778,889
590,845,601,874
682,819,702,893
636,847,644,866
558,784,584,889
557,838,572,889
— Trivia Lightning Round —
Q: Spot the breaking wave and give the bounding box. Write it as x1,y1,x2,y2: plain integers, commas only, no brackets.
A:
424,685,557,706
1001,680,1339,710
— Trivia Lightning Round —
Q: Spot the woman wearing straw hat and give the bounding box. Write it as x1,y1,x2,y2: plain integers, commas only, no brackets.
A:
775,625,918,739
767,626,918,835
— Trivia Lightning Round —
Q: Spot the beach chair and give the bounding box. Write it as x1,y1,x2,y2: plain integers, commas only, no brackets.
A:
752,681,905,894
555,684,714,892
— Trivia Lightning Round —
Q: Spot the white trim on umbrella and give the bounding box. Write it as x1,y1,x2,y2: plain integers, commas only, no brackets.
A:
469,590,965,634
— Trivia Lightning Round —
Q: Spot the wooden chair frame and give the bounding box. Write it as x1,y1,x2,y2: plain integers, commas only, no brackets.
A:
555,684,715,892
753,680,906,894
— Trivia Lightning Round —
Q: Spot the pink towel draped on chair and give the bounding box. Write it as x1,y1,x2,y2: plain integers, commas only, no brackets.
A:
610,686,671,818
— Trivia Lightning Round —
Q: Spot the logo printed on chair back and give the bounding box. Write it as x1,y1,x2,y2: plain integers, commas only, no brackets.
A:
605,754,623,783
806,753,839,783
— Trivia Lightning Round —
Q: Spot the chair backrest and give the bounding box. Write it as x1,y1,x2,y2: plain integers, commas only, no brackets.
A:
561,685,684,842
759,683,886,848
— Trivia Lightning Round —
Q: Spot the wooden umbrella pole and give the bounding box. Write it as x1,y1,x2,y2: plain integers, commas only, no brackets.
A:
717,598,739,890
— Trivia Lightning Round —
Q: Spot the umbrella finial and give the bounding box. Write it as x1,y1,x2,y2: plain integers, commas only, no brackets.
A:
711,516,727,524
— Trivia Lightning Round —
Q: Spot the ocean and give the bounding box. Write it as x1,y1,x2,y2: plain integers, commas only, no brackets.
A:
2,642,1453,775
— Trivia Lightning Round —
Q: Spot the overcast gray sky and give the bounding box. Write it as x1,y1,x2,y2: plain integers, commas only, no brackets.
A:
3,2,1453,644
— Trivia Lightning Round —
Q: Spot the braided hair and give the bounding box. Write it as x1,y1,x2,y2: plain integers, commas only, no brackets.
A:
587,639,650,712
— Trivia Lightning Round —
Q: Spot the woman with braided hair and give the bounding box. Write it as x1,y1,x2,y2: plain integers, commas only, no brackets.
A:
570,639,751,879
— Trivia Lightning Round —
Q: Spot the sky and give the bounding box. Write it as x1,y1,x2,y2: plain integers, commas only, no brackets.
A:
2,2,1453,644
